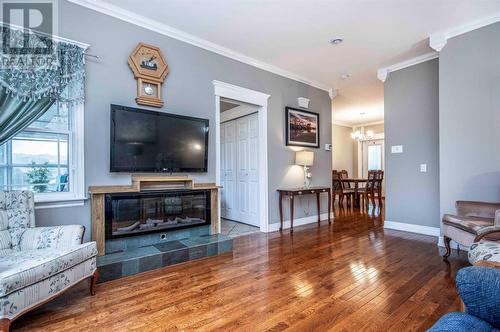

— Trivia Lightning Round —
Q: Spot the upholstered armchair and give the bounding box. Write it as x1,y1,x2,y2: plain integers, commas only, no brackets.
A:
0,191,98,331
441,201,500,258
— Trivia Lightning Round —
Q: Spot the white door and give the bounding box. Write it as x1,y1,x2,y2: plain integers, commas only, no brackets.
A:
221,121,238,220
362,139,385,195
221,113,259,227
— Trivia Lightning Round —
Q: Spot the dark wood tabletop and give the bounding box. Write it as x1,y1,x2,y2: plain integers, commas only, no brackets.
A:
339,178,367,182
276,187,331,195
277,186,331,233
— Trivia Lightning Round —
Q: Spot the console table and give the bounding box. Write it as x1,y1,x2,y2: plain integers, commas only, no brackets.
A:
277,186,332,233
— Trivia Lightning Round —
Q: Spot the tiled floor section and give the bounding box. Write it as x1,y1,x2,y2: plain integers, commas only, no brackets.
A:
221,218,260,238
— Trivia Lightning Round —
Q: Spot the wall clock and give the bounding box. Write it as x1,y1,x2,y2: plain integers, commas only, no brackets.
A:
128,42,169,107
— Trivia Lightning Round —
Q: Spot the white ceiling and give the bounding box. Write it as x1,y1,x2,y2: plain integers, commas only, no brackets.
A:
86,0,499,125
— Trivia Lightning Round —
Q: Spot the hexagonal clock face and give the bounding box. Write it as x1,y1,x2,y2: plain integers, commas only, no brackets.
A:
129,43,169,81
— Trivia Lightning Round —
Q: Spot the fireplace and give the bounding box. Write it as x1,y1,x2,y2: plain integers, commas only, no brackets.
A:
105,190,211,239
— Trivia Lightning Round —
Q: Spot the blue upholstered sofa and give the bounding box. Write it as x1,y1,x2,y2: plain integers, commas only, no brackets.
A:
428,266,500,332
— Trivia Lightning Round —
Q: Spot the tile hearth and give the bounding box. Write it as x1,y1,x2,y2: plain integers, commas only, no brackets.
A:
97,233,233,282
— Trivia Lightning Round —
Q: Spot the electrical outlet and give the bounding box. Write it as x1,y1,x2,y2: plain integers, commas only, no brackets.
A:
420,164,427,173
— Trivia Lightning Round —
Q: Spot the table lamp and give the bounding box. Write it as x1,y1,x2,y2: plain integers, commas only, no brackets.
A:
295,150,314,188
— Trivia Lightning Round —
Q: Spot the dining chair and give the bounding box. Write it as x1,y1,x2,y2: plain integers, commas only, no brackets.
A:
358,170,376,209
339,170,352,189
332,170,354,208
372,170,384,206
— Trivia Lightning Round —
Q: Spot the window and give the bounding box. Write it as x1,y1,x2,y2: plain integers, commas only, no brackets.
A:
367,144,382,171
0,102,85,204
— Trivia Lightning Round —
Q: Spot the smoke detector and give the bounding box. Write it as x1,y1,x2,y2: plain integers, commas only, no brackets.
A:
330,38,343,45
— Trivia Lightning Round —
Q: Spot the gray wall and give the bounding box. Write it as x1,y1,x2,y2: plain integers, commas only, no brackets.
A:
35,1,332,240
439,22,500,216
384,59,440,227
332,124,354,175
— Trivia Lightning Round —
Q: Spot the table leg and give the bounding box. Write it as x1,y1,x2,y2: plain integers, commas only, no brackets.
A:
316,192,320,224
279,192,283,232
290,193,295,233
354,182,359,208
328,190,332,224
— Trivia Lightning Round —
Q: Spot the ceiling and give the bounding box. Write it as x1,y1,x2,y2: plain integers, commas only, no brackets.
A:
83,0,499,125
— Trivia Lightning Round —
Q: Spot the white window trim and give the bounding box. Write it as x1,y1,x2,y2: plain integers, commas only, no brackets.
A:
34,102,86,208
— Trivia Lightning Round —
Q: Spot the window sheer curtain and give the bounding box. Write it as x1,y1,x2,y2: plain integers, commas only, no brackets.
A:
0,24,85,145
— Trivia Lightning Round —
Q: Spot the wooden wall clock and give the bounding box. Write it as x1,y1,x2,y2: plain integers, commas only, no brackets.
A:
128,42,169,107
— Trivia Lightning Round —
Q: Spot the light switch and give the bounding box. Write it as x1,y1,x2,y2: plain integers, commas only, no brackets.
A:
391,145,403,154
420,164,427,173
324,144,332,151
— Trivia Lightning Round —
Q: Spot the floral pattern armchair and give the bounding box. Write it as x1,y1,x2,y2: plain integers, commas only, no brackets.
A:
0,191,98,331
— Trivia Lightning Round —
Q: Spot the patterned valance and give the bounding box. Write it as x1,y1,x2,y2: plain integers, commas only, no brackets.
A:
0,24,85,103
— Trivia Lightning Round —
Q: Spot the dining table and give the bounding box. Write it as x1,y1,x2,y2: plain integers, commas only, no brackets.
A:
340,178,368,208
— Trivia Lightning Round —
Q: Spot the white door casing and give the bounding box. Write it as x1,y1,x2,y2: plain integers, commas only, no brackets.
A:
214,80,270,233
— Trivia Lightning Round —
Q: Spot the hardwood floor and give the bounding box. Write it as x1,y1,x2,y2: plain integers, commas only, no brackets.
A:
13,205,468,331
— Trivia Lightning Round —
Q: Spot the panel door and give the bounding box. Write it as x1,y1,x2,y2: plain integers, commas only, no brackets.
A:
236,117,250,224
221,121,237,220
221,112,259,227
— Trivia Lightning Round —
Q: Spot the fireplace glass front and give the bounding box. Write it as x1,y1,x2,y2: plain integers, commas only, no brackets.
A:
105,190,211,239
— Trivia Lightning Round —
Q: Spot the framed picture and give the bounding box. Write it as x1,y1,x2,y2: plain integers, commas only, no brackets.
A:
285,107,320,148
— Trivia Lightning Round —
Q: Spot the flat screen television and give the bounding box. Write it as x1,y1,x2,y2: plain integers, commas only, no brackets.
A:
110,105,209,173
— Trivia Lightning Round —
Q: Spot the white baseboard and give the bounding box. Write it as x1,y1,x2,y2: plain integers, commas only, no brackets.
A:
384,220,440,237
437,236,469,251
268,213,331,232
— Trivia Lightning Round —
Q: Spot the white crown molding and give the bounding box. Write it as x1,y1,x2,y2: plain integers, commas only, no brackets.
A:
353,120,384,128
331,119,353,127
430,12,500,52
377,52,438,82
328,88,337,100
67,0,333,93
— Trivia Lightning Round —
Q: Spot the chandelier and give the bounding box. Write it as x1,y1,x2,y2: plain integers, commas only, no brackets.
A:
351,112,374,141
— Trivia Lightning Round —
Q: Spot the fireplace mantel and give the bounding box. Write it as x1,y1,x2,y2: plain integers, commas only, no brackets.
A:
89,176,220,256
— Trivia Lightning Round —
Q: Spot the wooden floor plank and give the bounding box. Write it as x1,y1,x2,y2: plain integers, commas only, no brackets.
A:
12,205,468,331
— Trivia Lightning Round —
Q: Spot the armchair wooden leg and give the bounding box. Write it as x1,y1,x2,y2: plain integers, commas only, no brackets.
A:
90,270,99,296
0,318,10,332
443,236,452,259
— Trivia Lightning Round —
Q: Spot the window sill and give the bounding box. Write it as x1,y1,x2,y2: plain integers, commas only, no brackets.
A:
35,196,87,210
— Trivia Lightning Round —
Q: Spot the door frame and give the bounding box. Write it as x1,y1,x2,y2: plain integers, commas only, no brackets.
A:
213,80,270,233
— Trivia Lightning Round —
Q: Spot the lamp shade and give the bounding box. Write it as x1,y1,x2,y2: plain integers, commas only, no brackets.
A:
295,150,314,166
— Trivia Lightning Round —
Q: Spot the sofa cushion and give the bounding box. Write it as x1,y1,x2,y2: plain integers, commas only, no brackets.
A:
442,214,493,235
0,242,97,297
456,266,500,328
469,242,500,265
427,312,494,332
19,225,85,250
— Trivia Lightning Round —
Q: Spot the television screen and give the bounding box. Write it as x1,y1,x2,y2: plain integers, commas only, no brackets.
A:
110,105,209,172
